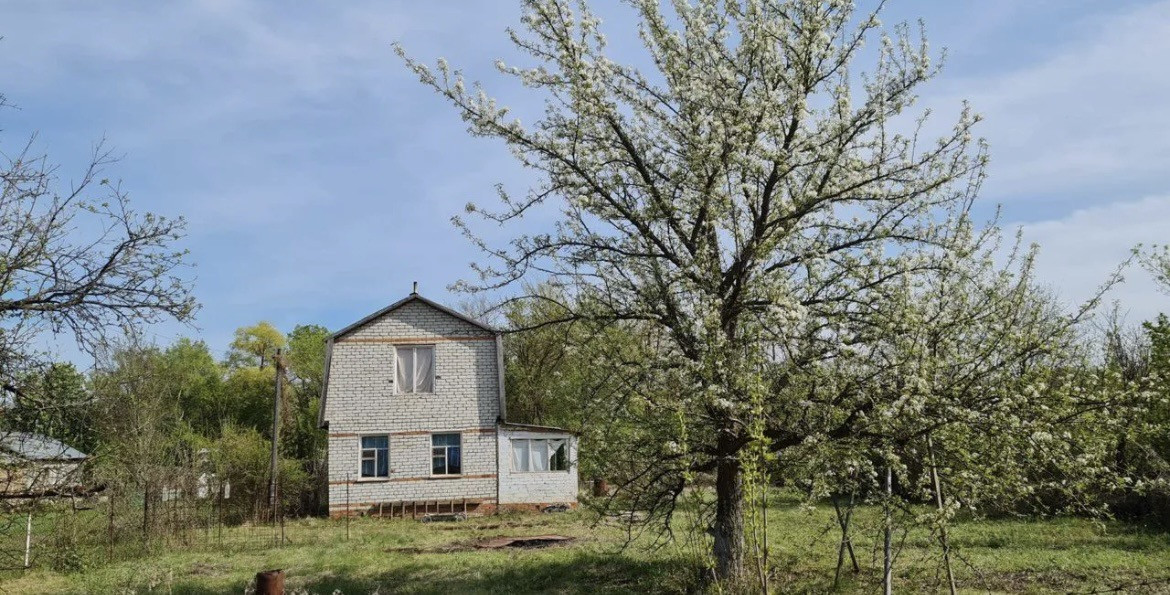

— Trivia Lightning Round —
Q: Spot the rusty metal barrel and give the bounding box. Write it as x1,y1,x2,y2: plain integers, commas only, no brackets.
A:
256,569,285,595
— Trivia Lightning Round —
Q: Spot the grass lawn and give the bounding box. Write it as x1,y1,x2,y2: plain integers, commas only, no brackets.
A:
2,501,1169,594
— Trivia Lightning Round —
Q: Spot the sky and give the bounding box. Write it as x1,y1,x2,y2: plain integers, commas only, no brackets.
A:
1,0,1167,362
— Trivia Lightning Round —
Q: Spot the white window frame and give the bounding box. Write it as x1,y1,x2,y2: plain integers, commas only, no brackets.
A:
510,438,570,473
430,432,462,476
394,345,436,394
358,434,390,480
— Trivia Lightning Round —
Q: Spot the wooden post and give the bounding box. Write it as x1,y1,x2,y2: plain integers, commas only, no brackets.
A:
269,348,283,535
883,465,893,595
928,436,957,595
256,569,285,595
107,494,116,562
143,483,151,546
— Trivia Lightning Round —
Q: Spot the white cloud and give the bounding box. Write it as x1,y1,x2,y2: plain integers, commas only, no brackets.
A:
930,0,1170,199
1015,195,1169,324
2,0,1167,359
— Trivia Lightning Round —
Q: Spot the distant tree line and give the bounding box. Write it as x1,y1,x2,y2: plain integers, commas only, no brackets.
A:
4,323,331,518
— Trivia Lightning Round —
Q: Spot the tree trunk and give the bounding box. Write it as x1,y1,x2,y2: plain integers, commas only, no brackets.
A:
713,437,745,583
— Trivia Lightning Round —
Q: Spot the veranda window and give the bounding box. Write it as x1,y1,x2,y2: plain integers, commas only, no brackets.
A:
395,345,434,393
360,435,389,478
511,438,568,472
432,433,462,475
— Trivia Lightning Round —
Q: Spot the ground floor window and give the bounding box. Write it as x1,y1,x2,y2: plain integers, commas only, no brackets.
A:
360,435,389,478
511,438,568,472
432,433,462,475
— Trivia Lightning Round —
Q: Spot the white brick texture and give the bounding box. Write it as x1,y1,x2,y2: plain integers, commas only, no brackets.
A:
323,298,579,514
498,429,579,504
323,300,500,511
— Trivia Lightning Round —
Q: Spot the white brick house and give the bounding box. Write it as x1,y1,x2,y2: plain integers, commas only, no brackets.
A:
319,291,579,517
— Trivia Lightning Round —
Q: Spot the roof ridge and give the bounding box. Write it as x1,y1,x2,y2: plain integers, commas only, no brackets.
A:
330,293,498,340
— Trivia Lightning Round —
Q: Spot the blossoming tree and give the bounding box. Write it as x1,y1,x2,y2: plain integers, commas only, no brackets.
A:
401,0,1013,581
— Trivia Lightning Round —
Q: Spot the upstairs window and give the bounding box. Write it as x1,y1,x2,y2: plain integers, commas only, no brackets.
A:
360,435,389,478
432,433,462,475
511,438,568,472
395,345,434,393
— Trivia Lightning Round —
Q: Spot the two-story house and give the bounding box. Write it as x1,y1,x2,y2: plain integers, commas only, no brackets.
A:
318,290,579,517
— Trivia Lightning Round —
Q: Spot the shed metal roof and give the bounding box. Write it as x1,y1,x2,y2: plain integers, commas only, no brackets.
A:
0,432,88,461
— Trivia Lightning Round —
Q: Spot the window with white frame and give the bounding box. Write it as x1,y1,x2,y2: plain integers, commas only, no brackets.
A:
431,433,462,475
511,438,568,472
360,435,389,478
395,345,435,393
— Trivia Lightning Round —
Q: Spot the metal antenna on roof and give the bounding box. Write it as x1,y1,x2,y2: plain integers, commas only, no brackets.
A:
412,281,418,295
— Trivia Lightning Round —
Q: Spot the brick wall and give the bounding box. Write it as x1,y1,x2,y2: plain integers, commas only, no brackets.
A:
322,299,502,512
497,429,580,504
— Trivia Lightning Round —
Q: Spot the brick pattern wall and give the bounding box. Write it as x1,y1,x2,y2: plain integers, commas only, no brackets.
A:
323,300,501,511
497,429,580,504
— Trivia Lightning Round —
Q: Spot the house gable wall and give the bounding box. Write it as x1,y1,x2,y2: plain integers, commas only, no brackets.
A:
323,299,501,514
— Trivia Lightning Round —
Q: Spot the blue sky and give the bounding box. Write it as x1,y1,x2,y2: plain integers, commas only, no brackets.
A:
1,0,1167,361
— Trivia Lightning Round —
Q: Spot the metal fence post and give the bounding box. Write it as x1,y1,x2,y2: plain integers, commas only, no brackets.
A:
23,509,33,569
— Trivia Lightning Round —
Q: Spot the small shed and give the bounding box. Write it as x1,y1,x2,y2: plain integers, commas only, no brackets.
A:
0,432,88,496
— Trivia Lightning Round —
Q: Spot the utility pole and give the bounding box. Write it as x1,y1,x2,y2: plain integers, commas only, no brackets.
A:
269,348,283,533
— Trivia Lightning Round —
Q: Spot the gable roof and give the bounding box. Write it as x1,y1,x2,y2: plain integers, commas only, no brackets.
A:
0,432,87,461
318,292,499,429
330,293,498,341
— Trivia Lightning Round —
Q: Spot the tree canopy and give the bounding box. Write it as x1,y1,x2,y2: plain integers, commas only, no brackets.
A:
398,0,1125,583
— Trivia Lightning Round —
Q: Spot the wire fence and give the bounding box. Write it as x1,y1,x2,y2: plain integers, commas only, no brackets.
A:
0,459,341,578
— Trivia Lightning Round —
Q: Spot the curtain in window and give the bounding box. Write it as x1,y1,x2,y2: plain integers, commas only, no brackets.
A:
512,439,529,472
531,440,550,472
549,439,566,471
447,443,461,474
378,447,389,477
396,347,412,392
414,347,434,392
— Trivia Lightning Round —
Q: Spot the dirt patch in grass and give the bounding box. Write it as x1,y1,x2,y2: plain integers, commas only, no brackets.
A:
476,535,575,549
384,535,575,554
434,520,544,531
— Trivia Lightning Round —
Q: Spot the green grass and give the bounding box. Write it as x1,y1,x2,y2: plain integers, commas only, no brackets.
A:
2,503,1169,594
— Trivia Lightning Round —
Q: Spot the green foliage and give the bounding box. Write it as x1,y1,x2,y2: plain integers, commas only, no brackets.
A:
6,363,95,453
212,424,271,523
287,324,329,393
501,289,650,481
226,322,286,369
211,424,314,522
67,319,328,528
162,339,227,435
223,367,278,436
283,324,330,478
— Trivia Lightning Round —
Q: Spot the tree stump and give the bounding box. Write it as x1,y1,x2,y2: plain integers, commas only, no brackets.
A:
593,478,609,497
256,569,285,595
